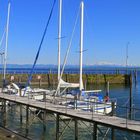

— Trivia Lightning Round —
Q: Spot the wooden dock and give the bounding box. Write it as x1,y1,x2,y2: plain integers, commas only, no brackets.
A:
0,93,140,136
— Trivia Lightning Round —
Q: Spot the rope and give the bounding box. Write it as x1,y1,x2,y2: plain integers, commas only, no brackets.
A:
0,28,6,48
23,0,57,96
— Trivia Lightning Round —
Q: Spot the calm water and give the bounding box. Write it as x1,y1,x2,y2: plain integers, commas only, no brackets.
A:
0,70,140,139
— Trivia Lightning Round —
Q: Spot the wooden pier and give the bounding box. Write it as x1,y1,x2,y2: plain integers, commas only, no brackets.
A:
0,92,140,139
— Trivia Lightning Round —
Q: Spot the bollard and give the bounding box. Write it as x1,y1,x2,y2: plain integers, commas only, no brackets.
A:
111,101,115,116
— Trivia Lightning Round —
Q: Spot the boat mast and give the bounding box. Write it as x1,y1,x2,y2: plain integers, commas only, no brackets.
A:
57,0,62,95
58,0,62,81
79,1,84,91
3,2,11,81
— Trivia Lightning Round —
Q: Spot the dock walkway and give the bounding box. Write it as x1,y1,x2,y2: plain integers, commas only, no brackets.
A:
0,93,140,135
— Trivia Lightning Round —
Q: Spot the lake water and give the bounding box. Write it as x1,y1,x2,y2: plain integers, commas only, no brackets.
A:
0,69,140,139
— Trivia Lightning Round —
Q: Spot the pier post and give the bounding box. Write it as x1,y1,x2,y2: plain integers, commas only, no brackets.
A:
43,91,46,102
74,95,77,109
134,70,137,85
65,74,68,82
86,74,88,84
93,122,97,140
43,110,46,133
75,119,78,140
111,127,115,140
106,81,109,96
47,74,50,87
20,104,23,125
56,114,59,140
129,73,132,119
111,101,115,116
125,74,131,85
3,99,6,127
37,75,41,88
103,74,107,85
25,105,29,137
84,79,87,90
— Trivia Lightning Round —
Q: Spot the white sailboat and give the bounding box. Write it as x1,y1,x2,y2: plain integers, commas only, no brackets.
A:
57,1,116,115
0,2,11,106
1,2,55,101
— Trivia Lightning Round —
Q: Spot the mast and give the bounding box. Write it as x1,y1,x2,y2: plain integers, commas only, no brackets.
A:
3,2,11,81
58,0,62,81
79,1,84,91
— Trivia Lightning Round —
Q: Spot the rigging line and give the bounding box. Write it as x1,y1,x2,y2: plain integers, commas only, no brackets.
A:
55,5,80,95
24,0,57,96
0,28,6,48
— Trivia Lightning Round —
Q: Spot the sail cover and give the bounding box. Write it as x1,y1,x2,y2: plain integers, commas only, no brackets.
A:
59,78,80,88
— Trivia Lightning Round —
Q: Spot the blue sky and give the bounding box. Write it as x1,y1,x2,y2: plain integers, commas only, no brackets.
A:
0,0,140,66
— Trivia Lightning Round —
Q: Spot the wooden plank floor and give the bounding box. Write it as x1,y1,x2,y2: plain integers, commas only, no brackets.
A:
0,93,140,134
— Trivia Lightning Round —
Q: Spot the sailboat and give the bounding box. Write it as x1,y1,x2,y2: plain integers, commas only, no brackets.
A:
56,1,116,115
2,1,57,101
0,2,11,106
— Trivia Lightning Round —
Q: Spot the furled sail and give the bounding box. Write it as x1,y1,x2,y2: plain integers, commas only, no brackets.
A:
59,78,80,88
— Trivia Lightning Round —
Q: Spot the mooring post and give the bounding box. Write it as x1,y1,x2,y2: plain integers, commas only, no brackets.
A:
106,81,109,96
134,70,137,85
75,119,78,140
93,122,97,140
129,73,132,119
111,127,115,140
65,74,68,82
47,74,50,87
111,101,115,116
56,114,59,140
25,105,29,137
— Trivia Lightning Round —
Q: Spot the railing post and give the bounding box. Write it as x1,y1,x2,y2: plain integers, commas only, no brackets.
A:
126,107,128,128
43,110,46,133
106,81,109,96
25,105,29,137
75,119,78,140
43,91,46,108
56,114,59,140
111,101,115,116
111,127,115,140
65,94,67,114
93,122,97,140
3,99,6,127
